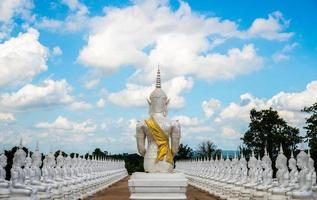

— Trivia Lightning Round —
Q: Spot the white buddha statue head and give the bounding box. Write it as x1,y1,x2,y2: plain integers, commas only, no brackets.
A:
31,143,42,168
276,144,287,170
13,139,26,168
262,147,272,170
288,150,297,170
297,148,308,170
25,151,32,168
56,150,64,168
147,67,169,116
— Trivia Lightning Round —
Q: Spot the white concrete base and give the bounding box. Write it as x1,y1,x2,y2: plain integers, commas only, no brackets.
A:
128,172,188,200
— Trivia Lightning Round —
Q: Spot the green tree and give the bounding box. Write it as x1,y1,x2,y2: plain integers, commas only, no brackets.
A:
242,108,301,159
302,102,317,170
197,140,219,159
174,143,193,160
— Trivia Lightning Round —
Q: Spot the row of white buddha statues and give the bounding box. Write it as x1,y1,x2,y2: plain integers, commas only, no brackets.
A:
175,145,317,200
0,140,128,200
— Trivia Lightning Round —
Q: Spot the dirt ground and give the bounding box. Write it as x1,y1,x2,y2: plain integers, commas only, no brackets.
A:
85,177,218,200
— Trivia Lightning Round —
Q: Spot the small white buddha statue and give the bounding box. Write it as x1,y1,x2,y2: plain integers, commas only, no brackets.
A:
289,150,299,187
253,147,273,200
24,151,32,185
269,144,290,200
10,139,36,198
259,147,273,189
290,146,313,200
0,150,10,198
28,143,52,199
136,68,181,173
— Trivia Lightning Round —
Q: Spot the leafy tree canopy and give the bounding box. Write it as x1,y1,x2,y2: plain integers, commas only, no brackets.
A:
241,108,301,159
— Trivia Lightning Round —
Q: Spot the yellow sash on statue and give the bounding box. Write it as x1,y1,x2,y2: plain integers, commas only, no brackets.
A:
144,116,174,165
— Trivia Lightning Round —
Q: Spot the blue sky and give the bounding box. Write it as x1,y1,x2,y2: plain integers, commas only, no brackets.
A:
0,0,316,154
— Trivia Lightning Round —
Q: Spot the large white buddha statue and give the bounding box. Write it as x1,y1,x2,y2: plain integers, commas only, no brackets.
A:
136,68,181,173
10,139,36,199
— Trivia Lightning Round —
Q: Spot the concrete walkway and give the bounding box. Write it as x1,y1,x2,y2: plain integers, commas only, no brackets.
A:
85,177,217,200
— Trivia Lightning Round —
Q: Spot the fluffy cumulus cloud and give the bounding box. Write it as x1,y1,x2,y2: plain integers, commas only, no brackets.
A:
215,80,317,127
247,11,293,41
0,79,73,110
35,115,97,133
37,0,89,32
78,1,291,83
202,98,221,118
0,0,34,39
0,78,94,111
0,112,15,122
0,28,48,87
107,76,193,108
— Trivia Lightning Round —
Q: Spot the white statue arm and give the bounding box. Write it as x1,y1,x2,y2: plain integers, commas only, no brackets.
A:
136,121,146,157
171,120,181,156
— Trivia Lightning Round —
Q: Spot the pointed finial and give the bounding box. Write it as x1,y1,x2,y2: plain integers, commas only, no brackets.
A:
59,150,62,156
252,150,255,157
264,143,268,156
36,141,39,151
291,150,294,158
279,144,283,154
156,66,161,88
19,138,23,149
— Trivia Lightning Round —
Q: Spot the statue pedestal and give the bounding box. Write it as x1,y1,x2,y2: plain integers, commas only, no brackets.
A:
128,172,187,200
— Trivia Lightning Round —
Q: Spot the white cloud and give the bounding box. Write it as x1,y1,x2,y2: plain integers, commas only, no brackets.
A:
52,46,62,56
0,112,15,121
0,0,34,39
108,76,193,108
222,126,242,138
35,115,96,133
84,79,100,89
247,11,293,41
0,79,73,110
69,101,92,110
216,80,317,127
96,98,106,108
0,28,48,87
172,115,200,126
273,42,298,62
78,1,290,83
0,0,33,22
37,0,88,32
202,98,221,118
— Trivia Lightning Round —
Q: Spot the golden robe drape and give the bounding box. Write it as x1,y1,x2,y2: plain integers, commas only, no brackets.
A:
144,116,174,165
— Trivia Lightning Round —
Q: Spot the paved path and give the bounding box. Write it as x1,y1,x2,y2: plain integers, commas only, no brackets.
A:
85,177,217,200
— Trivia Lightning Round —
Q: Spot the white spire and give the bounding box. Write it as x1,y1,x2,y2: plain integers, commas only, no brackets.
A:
279,144,283,154
35,141,39,151
156,66,161,88
19,138,23,149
